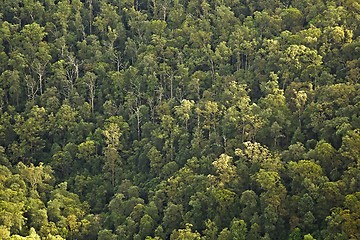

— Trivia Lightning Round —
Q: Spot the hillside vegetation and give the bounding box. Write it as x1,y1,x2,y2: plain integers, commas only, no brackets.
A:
0,0,360,239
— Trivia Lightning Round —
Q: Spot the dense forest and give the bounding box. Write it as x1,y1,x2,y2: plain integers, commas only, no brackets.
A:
0,0,360,239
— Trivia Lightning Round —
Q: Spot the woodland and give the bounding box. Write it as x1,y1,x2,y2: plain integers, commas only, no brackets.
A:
0,0,360,239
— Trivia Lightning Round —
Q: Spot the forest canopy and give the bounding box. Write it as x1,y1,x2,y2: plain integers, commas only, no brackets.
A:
0,0,360,239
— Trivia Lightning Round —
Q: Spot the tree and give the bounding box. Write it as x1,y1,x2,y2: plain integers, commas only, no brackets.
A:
162,203,183,237
287,160,327,198
102,121,122,187
0,165,27,235
10,227,42,240
217,228,232,240
236,141,283,172
147,146,163,176
307,140,340,179
210,154,236,188
230,218,247,240
253,11,282,38
26,197,48,233
97,229,117,240
174,99,194,130
203,219,218,240
303,234,316,240
0,70,21,106
340,129,360,167
81,72,97,114
326,192,360,239
139,214,155,239
170,223,201,240
0,0,360,238
279,45,322,89
13,106,48,162
50,104,78,145
19,22,51,96
17,162,52,191
258,72,291,147
280,7,304,32
240,190,259,224
222,82,264,142
196,100,221,139
47,182,91,239
229,24,257,71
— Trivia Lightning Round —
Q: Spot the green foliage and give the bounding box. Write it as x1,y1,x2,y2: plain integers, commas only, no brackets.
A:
170,223,201,240
0,0,359,239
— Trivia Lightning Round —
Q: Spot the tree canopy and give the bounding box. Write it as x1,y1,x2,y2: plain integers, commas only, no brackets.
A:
0,0,360,239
